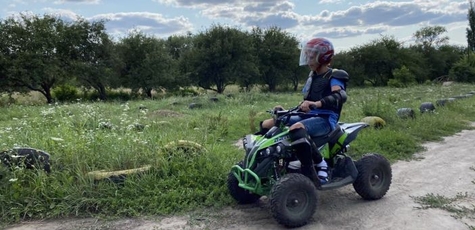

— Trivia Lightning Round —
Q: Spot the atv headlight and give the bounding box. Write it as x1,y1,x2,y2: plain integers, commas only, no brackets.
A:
265,147,273,155
276,145,282,153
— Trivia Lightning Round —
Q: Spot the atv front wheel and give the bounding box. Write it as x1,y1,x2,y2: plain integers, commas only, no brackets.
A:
353,153,392,200
269,173,318,228
227,162,261,204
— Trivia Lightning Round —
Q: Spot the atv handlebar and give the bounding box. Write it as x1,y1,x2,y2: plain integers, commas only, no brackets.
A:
268,106,300,117
268,103,318,117
268,104,319,127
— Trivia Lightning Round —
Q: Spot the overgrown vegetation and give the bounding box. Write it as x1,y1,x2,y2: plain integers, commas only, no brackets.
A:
1,12,475,104
413,193,475,219
413,189,475,229
0,83,474,225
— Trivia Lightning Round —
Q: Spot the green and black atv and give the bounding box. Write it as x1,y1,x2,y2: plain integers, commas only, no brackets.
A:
228,107,392,228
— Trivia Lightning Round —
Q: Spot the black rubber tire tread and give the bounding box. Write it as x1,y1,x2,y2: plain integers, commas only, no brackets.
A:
227,162,261,204
269,173,318,228
353,153,392,200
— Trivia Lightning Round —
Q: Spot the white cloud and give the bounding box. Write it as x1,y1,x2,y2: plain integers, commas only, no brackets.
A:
89,12,193,37
155,0,246,8
302,1,467,28
318,0,344,4
54,0,100,4
195,1,299,30
152,0,468,40
5,8,193,39
2,0,470,48
314,26,388,39
42,7,80,20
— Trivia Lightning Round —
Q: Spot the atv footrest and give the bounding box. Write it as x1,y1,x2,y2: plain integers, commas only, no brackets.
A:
320,175,354,191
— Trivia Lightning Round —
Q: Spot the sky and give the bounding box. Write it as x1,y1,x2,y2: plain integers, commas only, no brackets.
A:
0,0,471,52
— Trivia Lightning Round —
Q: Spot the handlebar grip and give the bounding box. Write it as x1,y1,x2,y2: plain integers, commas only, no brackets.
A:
274,107,284,112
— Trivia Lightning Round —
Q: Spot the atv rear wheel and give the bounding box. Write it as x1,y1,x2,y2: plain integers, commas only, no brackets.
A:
353,153,392,200
227,162,261,204
269,173,318,228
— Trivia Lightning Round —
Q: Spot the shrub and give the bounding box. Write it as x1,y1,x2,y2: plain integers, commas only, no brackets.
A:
108,90,133,101
84,90,133,101
449,54,475,83
52,85,79,102
172,88,200,97
0,94,15,107
361,98,394,123
387,79,404,88
391,65,416,87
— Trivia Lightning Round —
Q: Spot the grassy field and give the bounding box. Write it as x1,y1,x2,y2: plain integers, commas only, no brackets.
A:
1,83,475,224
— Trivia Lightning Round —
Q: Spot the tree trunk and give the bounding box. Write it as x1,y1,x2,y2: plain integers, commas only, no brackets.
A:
217,85,225,94
215,76,225,94
97,83,107,101
40,82,54,104
292,80,298,91
145,88,153,98
40,88,53,104
267,76,277,92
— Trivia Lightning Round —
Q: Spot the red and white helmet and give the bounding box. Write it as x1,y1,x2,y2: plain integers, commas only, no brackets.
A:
299,37,334,66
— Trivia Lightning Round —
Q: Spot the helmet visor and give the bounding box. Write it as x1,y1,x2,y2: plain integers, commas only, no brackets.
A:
299,46,317,66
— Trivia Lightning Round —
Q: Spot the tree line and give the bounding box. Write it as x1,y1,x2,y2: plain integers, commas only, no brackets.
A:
1,4,475,103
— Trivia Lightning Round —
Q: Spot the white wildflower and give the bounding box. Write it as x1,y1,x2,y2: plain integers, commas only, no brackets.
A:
122,103,130,111
98,121,114,130
41,107,56,116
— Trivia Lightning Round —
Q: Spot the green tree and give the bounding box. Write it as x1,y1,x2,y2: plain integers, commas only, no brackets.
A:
468,0,475,54
68,18,118,100
438,45,466,76
233,41,260,92
165,33,193,60
397,47,428,83
288,66,309,92
332,50,365,86
449,53,475,82
117,31,176,98
185,24,257,93
410,44,464,81
287,46,309,92
413,26,461,80
414,26,449,50
252,26,299,92
140,45,178,95
233,28,264,92
0,52,9,92
349,36,402,86
165,34,197,91
389,65,416,87
0,14,79,103
359,44,390,86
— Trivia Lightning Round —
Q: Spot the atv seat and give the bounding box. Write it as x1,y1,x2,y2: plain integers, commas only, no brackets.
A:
311,125,345,147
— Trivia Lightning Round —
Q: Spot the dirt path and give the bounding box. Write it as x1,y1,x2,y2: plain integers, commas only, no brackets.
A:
6,124,475,230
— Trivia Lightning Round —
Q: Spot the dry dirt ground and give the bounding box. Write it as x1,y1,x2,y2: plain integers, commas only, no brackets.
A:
6,123,475,230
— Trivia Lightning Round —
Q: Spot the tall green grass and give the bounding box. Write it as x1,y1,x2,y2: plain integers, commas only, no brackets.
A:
0,83,474,224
